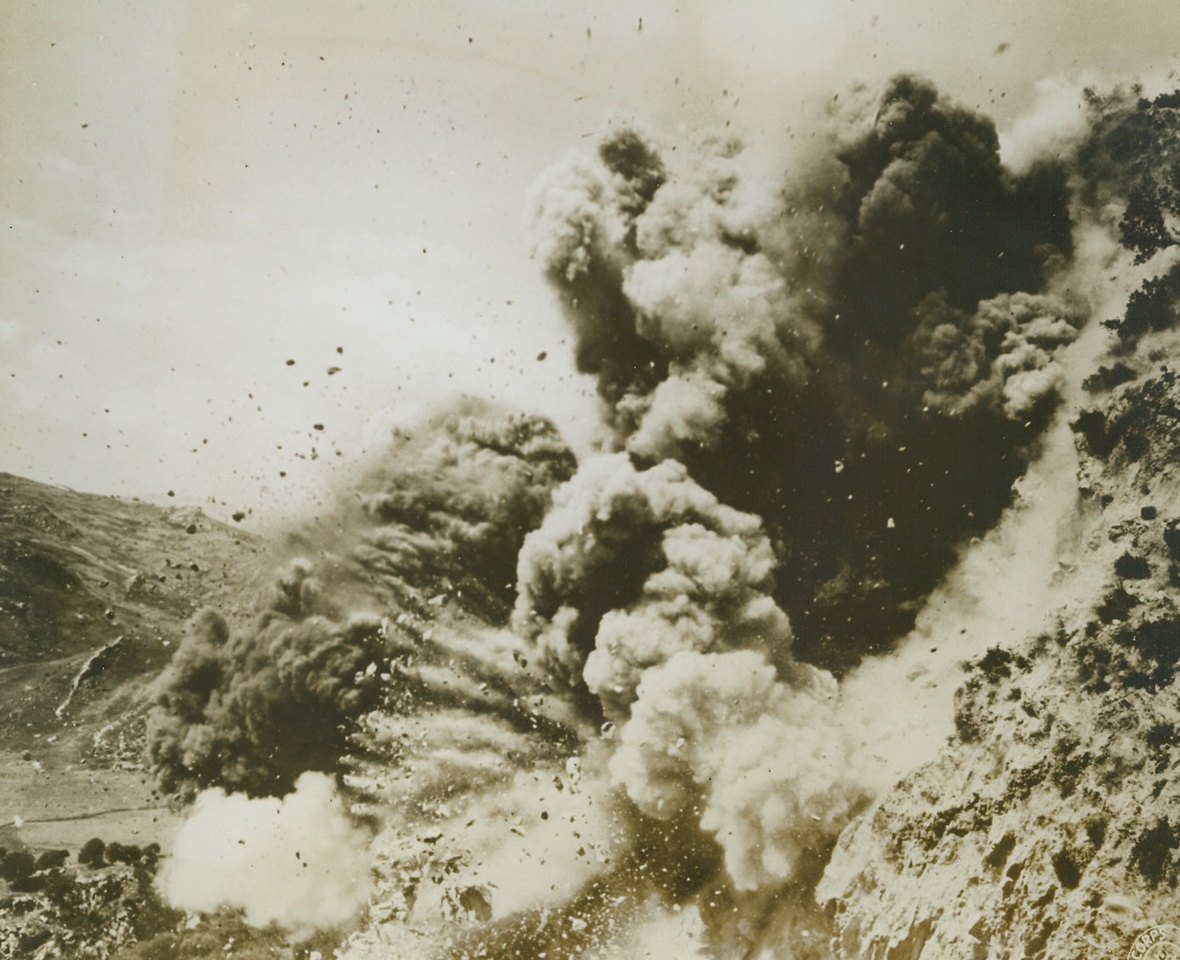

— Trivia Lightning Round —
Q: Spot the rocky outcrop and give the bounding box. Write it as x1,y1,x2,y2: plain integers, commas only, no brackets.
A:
818,341,1180,959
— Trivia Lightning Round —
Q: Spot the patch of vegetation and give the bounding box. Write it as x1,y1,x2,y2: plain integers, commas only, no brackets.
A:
1083,362,1138,393
1131,818,1180,888
1115,553,1152,580
984,833,1016,871
0,834,177,958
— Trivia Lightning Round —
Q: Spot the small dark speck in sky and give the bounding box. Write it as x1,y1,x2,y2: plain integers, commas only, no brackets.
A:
994,41,1010,55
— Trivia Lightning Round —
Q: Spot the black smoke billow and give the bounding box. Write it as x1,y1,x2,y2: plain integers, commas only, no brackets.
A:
354,402,577,613
525,73,1083,672
147,570,386,797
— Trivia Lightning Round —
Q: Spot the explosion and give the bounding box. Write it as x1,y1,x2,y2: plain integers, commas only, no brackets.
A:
488,74,1091,941
138,70,1180,960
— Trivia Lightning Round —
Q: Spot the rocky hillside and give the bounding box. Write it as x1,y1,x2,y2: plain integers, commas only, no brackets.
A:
0,475,265,959
818,330,1180,959
0,472,261,744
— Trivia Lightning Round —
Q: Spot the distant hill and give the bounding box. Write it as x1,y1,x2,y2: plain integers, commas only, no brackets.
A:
0,473,262,746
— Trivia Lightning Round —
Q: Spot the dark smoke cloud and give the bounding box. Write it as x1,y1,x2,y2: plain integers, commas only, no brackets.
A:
149,403,575,797
826,74,1074,344
911,291,1083,419
527,73,1082,670
353,403,576,611
147,571,386,797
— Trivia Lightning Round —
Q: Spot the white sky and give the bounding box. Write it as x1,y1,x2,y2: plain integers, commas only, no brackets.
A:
3,0,1179,523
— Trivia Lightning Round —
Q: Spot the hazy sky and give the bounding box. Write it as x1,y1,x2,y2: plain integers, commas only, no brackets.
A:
3,0,1179,522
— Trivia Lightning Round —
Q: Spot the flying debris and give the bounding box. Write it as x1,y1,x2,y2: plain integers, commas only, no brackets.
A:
148,402,576,797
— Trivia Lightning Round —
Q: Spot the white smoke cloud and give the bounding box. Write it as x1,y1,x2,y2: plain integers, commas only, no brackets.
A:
526,145,627,285
621,241,810,461
621,371,729,459
514,454,792,715
158,772,373,935
999,75,1099,176
610,650,869,891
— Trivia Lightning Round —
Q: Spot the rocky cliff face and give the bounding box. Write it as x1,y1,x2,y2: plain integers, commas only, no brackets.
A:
818,331,1180,959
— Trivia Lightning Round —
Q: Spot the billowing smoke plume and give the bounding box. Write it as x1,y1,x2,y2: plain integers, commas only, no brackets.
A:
502,70,1097,936
354,403,576,610
149,403,574,797
449,78,1175,960
527,73,1084,670
514,453,792,715
611,650,864,892
911,290,1082,419
158,772,372,934
147,577,386,797
513,453,869,898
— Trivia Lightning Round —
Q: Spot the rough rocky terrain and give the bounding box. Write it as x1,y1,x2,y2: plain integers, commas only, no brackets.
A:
0,474,265,958
819,329,1180,959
